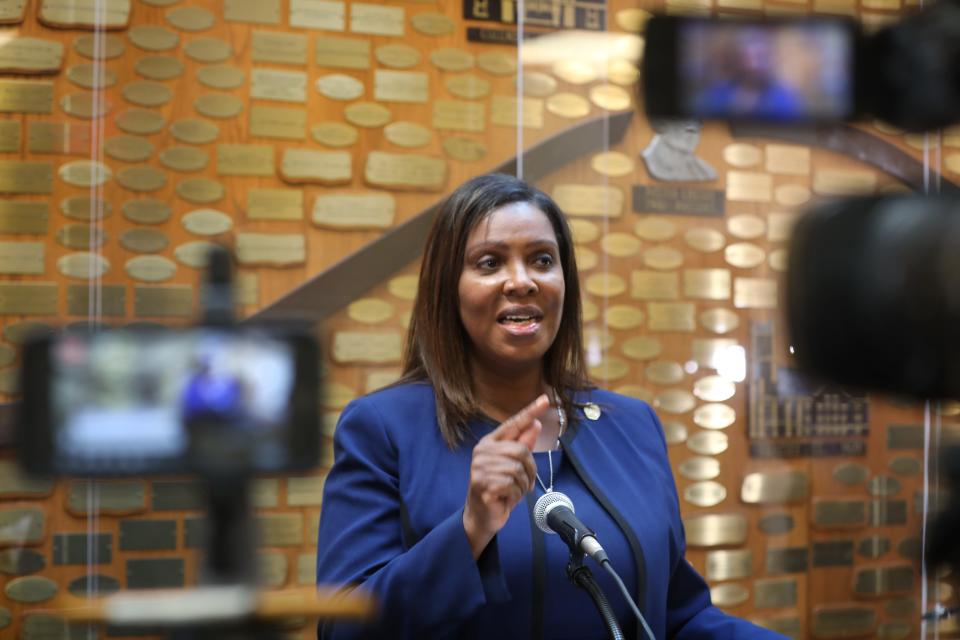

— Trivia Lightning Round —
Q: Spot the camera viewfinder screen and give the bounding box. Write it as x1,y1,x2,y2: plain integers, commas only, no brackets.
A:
680,21,853,121
51,330,296,472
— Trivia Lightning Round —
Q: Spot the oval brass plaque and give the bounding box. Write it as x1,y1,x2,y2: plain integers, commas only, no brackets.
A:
59,160,112,187
383,121,431,149
575,247,597,271
774,183,810,206
61,92,111,119
442,136,486,162
655,389,696,414
607,59,639,86
74,34,124,59
375,43,420,69
520,72,557,98
57,224,107,250
196,64,244,89
430,48,474,72
4,576,57,603
117,165,166,192
129,26,179,52
68,574,121,596
711,583,749,607
477,51,515,76
166,5,215,31
693,402,736,429
758,513,794,535
725,243,766,269
121,228,169,253
311,122,358,148
632,218,675,242
125,255,176,282
646,361,684,385
727,214,766,239
590,151,634,178
58,252,109,279
698,308,739,334
170,118,219,145
570,219,599,243
584,273,626,297
604,305,643,330
344,102,391,128
104,135,154,162
123,198,170,224
615,7,652,31
116,108,165,135
194,93,243,119
61,196,111,220
182,208,232,236
175,240,221,268
679,456,720,481
583,328,614,350
643,246,683,270
662,421,687,445
552,59,596,84
685,481,727,507
868,475,902,497
684,513,747,547
858,535,891,559
588,358,630,382
621,336,662,361
159,146,208,172
445,74,490,100
833,462,869,486
590,84,631,111
67,64,117,89
889,456,921,476
411,11,454,36
600,232,640,257
546,93,590,119
177,178,224,204
768,248,788,272
4,322,54,344
387,274,417,300
347,298,393,324
316,74,364,101
693,377,736,403
685,227,726,252
184,37,232,63
135,55,184,80
741,471,808,504
687,430,728,455
722,143,762,168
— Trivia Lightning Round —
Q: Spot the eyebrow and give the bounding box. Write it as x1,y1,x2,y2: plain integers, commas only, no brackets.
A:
466,239,559,252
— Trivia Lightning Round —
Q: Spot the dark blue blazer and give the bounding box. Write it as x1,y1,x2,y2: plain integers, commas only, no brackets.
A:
316,382,784,639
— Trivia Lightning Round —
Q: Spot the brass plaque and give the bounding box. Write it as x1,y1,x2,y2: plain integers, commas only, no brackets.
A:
877,622,911,640
758,513,793,535
387,274,416,300
364,151,445,191
741,471,808,505
683,269,730,300
813,499,867,528
648,302,695,331
121,228,169,253
643,246,684,270
0,548,45,575
854,565,913,595
166,5,215,30
224,0,280,23
287,476,324,507
236,272,258,306
869,499,907,526
697,309,738,335
175,240,221,268
67,480,145,514
40,0,130,28
0,38,62,74
345,102,392,128
0,161,51,194
722,143,761,168
546,92,590,119
195,93,243,119
693,402,736,428
774,183,810,206
600,232,640,257
887,424,923,450
134,285,194,317
590,84,632,111
217,144,274,176
350,2,403,36
182,209,232,236
170,118,219,145
767,212,799,242
553,184,623,218
477,51,515,76
5,576,56,603
250,105,306,140
433,100,484,133
754,578,797,609
491,96,544,129
0,80,52,114
687,430,728,455
0,241,42,274
117,165,166,192
104,134,153,162
67,283,125,316
251,68,306,102
68,574,119,596
184,37,232,62
621,336,662,361
57,252,109,279
684,481,726,507
0,508,44,545
160,146,208,172
197,64,244,89
129,25,178,51
119,519,176,551
123,80,173,107
693,378,736,405
446,74,490,100
177,177,224,204
4,321,53,344
886,598,914,618
553,59,596,84
236,233,305,266
684,513,747,547
375,43,420,70
833,462,869,486
126,255,176,282
59,159,111,187
298,552,316,584
348,298,393,324
375,70,428,104
710,583,748,607
322,381,356,409
726,171,772,202
725,243,766,269
0,460,53,497
258,551,287,588
889,456,920,476
312,122,358,147
585,273,626,297
734,277,777,309
316,73,364,101
252,30,307,65
662,421,687,445
768,248,788,272
766,547,808,574
257,513,304,546
685,227,726,253
248,188,303,220
411,10,452,35
591,151,635,178
254,479,279,508
122,198,170,224
630,271,678,300
116,108,165,134
588,358,629,382
868,475,901,497
604,305,643,330
813,169,877,196
152,480,204,510
281,149,350,184
290,0,344,30
646,361,683,385
765,144,810,176
430,47,473,72
315,36,369,70
678,456,719,481
332,331,402,364
705,549,751,581
0,0,25,23
28,121,89,154
74,33,123,60
0,345,11,367
442,136,487,163
576,247,597,271
727,214,766,240
857,535,891,559
126,558,184,589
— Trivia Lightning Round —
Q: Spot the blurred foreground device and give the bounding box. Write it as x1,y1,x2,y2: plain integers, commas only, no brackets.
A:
643,0,960,131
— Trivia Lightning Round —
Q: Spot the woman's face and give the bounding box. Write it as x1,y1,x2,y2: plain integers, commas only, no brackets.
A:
458,202,565,375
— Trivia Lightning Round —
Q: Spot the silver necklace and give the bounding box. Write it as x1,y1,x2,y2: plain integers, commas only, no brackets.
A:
535,399,566,495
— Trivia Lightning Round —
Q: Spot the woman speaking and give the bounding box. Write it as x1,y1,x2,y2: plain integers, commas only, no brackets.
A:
315,174,783,639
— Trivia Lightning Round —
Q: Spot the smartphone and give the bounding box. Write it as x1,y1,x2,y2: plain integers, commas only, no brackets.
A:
642,15,864,123
18,326,320,476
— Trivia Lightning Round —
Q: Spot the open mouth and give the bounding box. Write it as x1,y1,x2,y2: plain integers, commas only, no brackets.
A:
497,307,544,326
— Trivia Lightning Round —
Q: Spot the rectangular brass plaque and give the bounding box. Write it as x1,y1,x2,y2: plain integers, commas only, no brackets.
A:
648,302,695,331
0,460,53,497
258,552,287,588
28,121,90,154
683,269,730,300
0,241,43,274
134,285,194,317
126,558,185,589
287,476,325,507
683,513,747,547
0,160,52,193
754,578,797,609
236,233,306,267
432,100,486,133
734,277,777,309
67,284,125,317
552,184,624,218
0,120,19,151
297,552,316,585
315,36,370,70
236,271,258,306
740,470,808,504
53,532,110,565
813,607,875,639
257,513,304,547
0,0,27,22
887,424,923,450
67,480,146,514
726,171,772,202
811,540,854,566
491,95,544,129
0,38,62,74
217,144,275,177
767,212,798,242
247,188,303,220
332,331,402,364
312,193,395,229
854,565,913,595
250,68,306,103
364,151,446,192
152,480,205,510
290,0,344,30
705,549,752,581
861,0,900,8
869,499,907,526
374,70,428,104
39,0,130,29
765,547,808,574
250,105,306,140
0,282,57,314
633,185,725,217
0,80,53,114
307,511,319,545
183,518,205,548
0,508,44,545
765,144,810,175
749,617,801,639
119,519,177,551
251,31,307,65
253,479,279,508
349,2,403,36
224,0,280,24
0,200,47,233
813,169,877,195
630,271,679,300
812,499,867,528
281,149,350,183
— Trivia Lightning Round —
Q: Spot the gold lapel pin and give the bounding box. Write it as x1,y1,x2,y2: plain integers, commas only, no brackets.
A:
583,403,601,421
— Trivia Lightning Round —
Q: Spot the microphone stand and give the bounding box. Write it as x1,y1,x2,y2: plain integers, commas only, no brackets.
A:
566,550,625,640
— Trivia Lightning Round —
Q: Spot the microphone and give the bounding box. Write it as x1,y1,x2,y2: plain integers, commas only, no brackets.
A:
533,491,608,564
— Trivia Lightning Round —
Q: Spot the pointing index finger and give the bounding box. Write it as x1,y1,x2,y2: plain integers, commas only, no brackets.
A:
491,394,550,442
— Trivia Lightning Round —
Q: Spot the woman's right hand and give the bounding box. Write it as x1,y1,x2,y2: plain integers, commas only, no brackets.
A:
462,394,549,559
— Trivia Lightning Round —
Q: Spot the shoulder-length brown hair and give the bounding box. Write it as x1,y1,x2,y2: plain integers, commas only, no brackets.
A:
399,173,589,448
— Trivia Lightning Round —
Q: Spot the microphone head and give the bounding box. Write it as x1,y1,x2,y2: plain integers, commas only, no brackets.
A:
533,491,574,534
